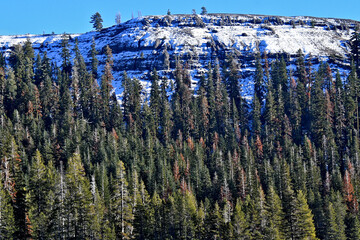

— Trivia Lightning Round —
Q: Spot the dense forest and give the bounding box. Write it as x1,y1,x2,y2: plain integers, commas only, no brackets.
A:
1,32,360,240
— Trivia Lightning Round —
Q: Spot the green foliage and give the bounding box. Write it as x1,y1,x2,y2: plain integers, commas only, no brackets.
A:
111,160,133,239
1,33,360,240
28,150,54,239
64,153,95,239
90,12,103,31
291,190,318,240
0,179,15,239
200,7,207,15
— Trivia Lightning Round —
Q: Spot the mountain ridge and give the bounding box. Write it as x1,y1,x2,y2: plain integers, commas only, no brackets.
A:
0,13,358,98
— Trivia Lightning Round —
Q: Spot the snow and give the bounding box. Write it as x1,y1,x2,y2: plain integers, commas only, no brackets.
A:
0,14,357,101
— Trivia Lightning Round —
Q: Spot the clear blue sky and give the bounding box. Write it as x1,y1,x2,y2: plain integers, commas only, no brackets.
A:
1,0,359,35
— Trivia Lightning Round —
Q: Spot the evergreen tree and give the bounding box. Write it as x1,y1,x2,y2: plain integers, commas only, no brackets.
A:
325,200,346,240
292,190,318,240
111,160,133,239
28,150,54,239
90,38,99,79
90,12,103,31
350,31,360,76
264,186,285,240
101,45,114,124
204,202,222,240
9,139,32,239
133,180,153,239
232,198,249,239
64,153,94,239
201,7,208,15
345,213,360,240
254,52,265,103
0,179,15,239
60,34,72,78
150,69,161,134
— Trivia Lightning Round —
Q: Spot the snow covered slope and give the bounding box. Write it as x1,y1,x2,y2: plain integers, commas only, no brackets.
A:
0,14,358,98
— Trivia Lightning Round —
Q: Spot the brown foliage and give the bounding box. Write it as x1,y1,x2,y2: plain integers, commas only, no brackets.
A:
343,169,359,213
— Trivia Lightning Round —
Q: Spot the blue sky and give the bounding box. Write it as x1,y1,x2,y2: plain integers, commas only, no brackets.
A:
1,0,359,35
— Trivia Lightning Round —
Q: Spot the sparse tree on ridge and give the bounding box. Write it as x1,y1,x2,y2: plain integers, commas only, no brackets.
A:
90,12,103,31
201,7,208,15
115,12,121,25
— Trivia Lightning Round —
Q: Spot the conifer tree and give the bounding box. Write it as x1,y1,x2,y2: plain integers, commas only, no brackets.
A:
204,202,222,240
150,69,161,133
8,138,32,239
350,31,360,76
345,213,360,240
224,55,245,127
311,71,327,147
292,190,318,240
264,186,285,239
64,153,94,239
254,52,265,103
60,34,72,78
159,77,172,144
28,150,53,239
90,12,103,31
232,198,249,239
4,68,17,116
90,38,99,79
101,45,114,124
0,179,15,239
111,160,133,239
244,193,264,239
133,180,153,239
325,200,346,240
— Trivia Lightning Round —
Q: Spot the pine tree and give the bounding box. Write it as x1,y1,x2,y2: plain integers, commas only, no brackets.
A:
350,31,360,76
325,200,346,240
150,69,161,134
0,179,15,239
90,12,103,31
28,150,53,239
64,153,94,239
232,198,249,239
4,68,17,116
159,77,172,144
200,6,207,15
264,186,285,240
101,45,114,124
254,52,265,103
345,212,360,239
9,139,32,239
204,202,222,240
244,193,264,239
252,94,261,134
311,71,327,147
60,34,71,78
90,38,99,79
89,175,109,239
292,190,318,240
111,160,133,239
224,55,245,128
133,180,153,239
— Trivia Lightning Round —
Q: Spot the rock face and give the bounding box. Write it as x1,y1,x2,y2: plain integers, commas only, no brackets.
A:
0,14,358,96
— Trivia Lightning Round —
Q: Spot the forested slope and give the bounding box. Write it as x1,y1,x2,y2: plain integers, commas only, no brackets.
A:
1,25,360,239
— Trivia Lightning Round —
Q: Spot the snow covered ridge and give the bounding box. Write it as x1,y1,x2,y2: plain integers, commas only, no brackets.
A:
0,14,358,97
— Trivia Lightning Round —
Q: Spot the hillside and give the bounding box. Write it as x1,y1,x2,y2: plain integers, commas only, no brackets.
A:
2,13,360,239
0,14,358,98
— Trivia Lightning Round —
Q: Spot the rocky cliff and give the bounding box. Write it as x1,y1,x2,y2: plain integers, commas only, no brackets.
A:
0,14,358,97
